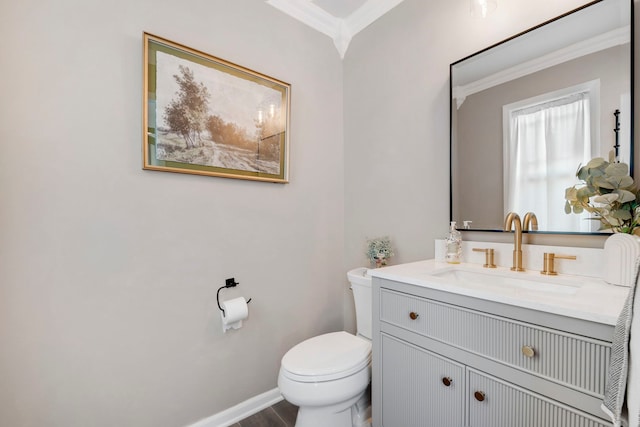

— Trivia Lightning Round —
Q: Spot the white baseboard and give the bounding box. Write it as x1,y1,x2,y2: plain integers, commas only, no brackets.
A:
187,388,284,427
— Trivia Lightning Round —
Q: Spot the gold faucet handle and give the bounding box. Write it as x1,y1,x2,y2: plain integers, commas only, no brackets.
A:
472,248,497,268
541,253,577,275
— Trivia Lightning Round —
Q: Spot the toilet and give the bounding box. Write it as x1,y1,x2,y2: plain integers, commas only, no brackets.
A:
278,267,373,427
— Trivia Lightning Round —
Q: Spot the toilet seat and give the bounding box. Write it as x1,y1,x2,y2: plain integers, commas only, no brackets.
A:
280,331,371,383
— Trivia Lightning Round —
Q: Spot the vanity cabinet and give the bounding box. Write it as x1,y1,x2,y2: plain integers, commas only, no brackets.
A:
372,278,614,427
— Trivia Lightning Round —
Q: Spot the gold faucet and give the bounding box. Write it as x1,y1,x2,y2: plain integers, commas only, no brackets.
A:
523,212,538,231
504,212,524,271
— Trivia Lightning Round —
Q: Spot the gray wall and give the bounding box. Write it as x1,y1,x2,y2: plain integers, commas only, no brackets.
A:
0,0,344,426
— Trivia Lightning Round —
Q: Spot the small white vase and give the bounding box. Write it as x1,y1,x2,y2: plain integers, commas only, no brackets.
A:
603,233,640,287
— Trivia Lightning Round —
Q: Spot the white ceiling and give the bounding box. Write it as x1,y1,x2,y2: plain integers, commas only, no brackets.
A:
265,0,406,58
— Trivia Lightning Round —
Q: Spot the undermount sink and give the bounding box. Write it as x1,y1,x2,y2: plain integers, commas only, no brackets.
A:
429,267,581,295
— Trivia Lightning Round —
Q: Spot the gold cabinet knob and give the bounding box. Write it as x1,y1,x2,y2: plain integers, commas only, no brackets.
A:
521,345,536,358
409,312,419,320
442,377,452,387
474,391,486,402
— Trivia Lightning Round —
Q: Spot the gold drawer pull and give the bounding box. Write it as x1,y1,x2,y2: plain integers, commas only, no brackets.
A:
521,345,536,358
474,391,486,402
409,312,419,320
442,377,452,387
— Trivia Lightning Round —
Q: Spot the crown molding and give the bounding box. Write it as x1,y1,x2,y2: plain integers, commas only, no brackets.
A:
266,0,339,39
266,0,405,58
453,26,630,108
333,21,353,59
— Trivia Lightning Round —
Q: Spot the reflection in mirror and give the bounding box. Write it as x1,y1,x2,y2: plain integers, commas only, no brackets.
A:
450,0,633,233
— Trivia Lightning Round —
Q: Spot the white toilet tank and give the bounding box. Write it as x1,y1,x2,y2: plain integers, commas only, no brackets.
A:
347,267,373,340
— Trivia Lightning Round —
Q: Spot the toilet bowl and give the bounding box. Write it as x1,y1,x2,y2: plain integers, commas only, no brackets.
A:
278,331,371,427
278,268,373,427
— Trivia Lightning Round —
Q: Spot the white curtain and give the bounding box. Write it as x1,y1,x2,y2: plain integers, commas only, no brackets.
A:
505,93,592,232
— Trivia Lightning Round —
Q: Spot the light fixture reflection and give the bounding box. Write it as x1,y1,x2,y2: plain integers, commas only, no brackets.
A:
470,0,497,18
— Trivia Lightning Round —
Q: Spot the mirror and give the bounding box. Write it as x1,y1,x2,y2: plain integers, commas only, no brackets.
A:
450,0,633,233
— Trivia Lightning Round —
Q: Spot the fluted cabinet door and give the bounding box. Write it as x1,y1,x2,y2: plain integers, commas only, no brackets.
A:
380,334,464,427
467,369,611,427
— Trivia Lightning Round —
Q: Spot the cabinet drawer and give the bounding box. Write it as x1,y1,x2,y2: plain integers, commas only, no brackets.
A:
467,369,610,427
379,288,611,397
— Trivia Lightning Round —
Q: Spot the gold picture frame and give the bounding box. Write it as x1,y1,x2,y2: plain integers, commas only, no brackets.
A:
143,33,290,183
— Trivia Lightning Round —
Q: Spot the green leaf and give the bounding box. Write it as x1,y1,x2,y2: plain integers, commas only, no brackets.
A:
577,186,595,199
604,175,634,190
605,162,629,177
593,193,619,204
614,175,634,189
565,187,578,201
586,157,607,168
614,189,637,203
572,205,584,214
593,176,615,189
589,167,606,178
611,209,633,220
577,165,588,180
564,201,572,214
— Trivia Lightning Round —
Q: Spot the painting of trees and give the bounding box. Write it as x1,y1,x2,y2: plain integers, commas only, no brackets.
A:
207,115,255,150
144,33,290,182
164,65,210,149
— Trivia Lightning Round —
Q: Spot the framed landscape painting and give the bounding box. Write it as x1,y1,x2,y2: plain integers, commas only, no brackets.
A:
143,33,290,183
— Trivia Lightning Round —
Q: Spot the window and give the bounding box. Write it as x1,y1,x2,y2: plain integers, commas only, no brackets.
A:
503,81,599,232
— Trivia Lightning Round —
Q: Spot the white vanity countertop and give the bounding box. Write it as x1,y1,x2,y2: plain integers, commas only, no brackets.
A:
368,259,630,326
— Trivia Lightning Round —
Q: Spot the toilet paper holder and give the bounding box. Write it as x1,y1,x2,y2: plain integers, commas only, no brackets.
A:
217,278,252,316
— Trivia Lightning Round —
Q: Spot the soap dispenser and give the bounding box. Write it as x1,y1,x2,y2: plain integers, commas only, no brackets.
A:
446,221,462,264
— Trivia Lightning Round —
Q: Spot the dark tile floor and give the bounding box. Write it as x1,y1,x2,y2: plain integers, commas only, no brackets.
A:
231,399,298,427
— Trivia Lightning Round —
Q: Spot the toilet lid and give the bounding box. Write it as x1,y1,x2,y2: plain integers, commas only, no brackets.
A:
281,331,371,382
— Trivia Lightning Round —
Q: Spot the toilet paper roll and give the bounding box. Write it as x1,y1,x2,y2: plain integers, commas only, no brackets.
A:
220,297,249,332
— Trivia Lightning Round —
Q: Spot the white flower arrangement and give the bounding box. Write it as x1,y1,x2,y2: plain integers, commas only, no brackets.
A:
565,156,640,234
366,236,394,268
